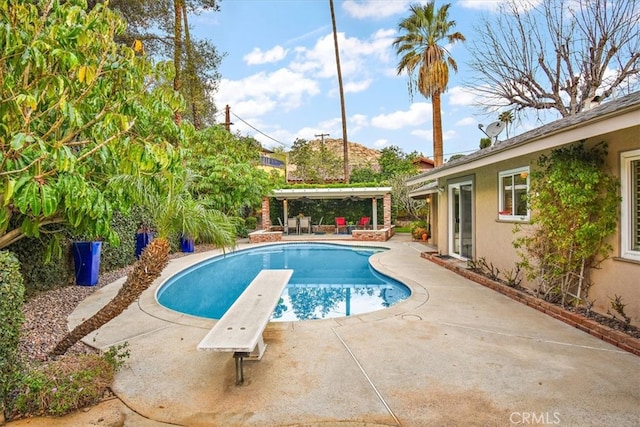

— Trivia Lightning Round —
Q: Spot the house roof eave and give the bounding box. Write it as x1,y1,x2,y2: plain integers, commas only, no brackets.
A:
406,91,640,185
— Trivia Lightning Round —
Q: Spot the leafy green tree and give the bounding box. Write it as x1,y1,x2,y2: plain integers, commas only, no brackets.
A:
390,175,426,221
51,166,236,356
349,166,379,184
183,126,275,215
288,138,343,184
514,142,620,306
90,0,222,128
0,0,182,252
379,146,419,180
393,1,465,166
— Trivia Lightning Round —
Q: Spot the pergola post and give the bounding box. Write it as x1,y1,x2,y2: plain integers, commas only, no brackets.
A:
283,199,288,228
383,193,391,229
371,198,378,229
261,197,271,230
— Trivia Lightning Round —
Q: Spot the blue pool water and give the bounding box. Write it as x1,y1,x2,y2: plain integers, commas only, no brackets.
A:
156,243,411,321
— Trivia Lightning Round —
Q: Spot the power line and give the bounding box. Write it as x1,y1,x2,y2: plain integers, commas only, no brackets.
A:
230,112,286,146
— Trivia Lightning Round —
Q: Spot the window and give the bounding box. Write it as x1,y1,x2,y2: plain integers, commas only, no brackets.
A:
621,149,640,262
498,167,530,220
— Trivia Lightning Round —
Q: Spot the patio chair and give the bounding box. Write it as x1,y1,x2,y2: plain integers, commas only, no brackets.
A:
287,217,298,234
356,216,371,230
335,217,348,234
299,216,311,234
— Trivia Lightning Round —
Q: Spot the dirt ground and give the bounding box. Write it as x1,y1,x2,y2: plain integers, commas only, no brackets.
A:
5,398,162,427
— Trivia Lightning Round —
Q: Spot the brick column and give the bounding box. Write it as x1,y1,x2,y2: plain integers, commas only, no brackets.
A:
383,193,391,228
261,197,271,230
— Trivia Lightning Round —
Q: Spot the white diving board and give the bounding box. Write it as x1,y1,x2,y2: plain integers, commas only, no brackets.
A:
197,269,293,384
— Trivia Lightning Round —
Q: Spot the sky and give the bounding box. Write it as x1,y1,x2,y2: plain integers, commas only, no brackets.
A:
191,0,543,160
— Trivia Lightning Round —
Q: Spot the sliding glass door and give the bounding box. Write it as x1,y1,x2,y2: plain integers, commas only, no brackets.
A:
449,181,473,259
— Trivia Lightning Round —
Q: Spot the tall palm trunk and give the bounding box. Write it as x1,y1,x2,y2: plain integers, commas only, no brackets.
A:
329,0,349,183
432,91,443,166
182,1,201,129
49,238,170,357
173,0,183,125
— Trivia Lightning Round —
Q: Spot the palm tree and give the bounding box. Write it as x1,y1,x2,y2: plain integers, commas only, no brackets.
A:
329,0,349,183
393,2,465,167
498,110,514,139
50,169,236,357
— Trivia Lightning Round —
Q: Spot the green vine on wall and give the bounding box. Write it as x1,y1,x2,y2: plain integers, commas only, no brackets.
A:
514,141,620,307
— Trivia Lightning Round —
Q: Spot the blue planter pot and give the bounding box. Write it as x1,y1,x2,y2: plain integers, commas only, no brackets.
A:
180,236,194,253
72,241,102,286
135,232,154,259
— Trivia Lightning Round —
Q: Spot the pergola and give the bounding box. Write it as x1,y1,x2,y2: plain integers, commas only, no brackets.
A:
260,187,393,231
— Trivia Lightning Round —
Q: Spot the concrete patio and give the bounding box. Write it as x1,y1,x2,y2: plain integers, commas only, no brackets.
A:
12,234,640,426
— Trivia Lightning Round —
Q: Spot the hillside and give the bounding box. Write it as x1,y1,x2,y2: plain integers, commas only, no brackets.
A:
309,138,381,170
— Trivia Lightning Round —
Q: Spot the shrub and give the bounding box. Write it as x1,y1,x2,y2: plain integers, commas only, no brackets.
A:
8,354,114,418
514,142,620,306
245,216,258,230
0,251,25,419
99,206,153,272
11,232,74,295
10,206,153,295
410,220,429,240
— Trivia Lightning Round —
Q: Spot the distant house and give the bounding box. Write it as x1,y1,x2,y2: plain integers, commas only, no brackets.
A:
406,91,640,327
412,156,435,173
259,147,285,177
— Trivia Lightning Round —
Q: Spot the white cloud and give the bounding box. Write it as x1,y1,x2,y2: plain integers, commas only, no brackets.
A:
373,138,389,148
215,69,321,117
371,102,432,130
343,79,373,94
290,29,395,83
350,114,369,127
457,0,504,11
443,129,457,141
455,117,476,126
447,86,477,107
458,0,542,13
342,0,414,19
411,128,432,142
244,45,288,65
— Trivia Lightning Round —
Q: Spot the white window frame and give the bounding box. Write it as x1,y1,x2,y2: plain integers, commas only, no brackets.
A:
621,149,640,262
498,166,530,221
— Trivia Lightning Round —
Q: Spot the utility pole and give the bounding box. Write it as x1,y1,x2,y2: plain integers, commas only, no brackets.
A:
315,133,329,148
224,104,231,131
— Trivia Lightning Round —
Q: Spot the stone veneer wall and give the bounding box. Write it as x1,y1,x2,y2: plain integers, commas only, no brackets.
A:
351,225,394,242
248,230,282,244
261,197,271,230
383,193,391,228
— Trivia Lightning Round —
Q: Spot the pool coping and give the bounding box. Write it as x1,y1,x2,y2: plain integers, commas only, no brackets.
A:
137,240,430,330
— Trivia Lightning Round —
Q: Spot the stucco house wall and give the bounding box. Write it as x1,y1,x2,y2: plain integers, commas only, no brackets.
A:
408,92,640,327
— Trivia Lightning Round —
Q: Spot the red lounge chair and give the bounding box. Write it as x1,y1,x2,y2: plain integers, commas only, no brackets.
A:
335,217,347,234
357,217,370,229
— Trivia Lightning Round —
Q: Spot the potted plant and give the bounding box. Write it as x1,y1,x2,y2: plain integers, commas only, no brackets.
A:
410,220,429,241
411,227,428,241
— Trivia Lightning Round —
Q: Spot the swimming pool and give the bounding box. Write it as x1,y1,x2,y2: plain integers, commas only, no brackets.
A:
156,243,411,321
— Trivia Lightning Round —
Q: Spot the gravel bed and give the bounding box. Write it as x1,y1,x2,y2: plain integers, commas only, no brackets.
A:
19,265,134,363
18,244,222,363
